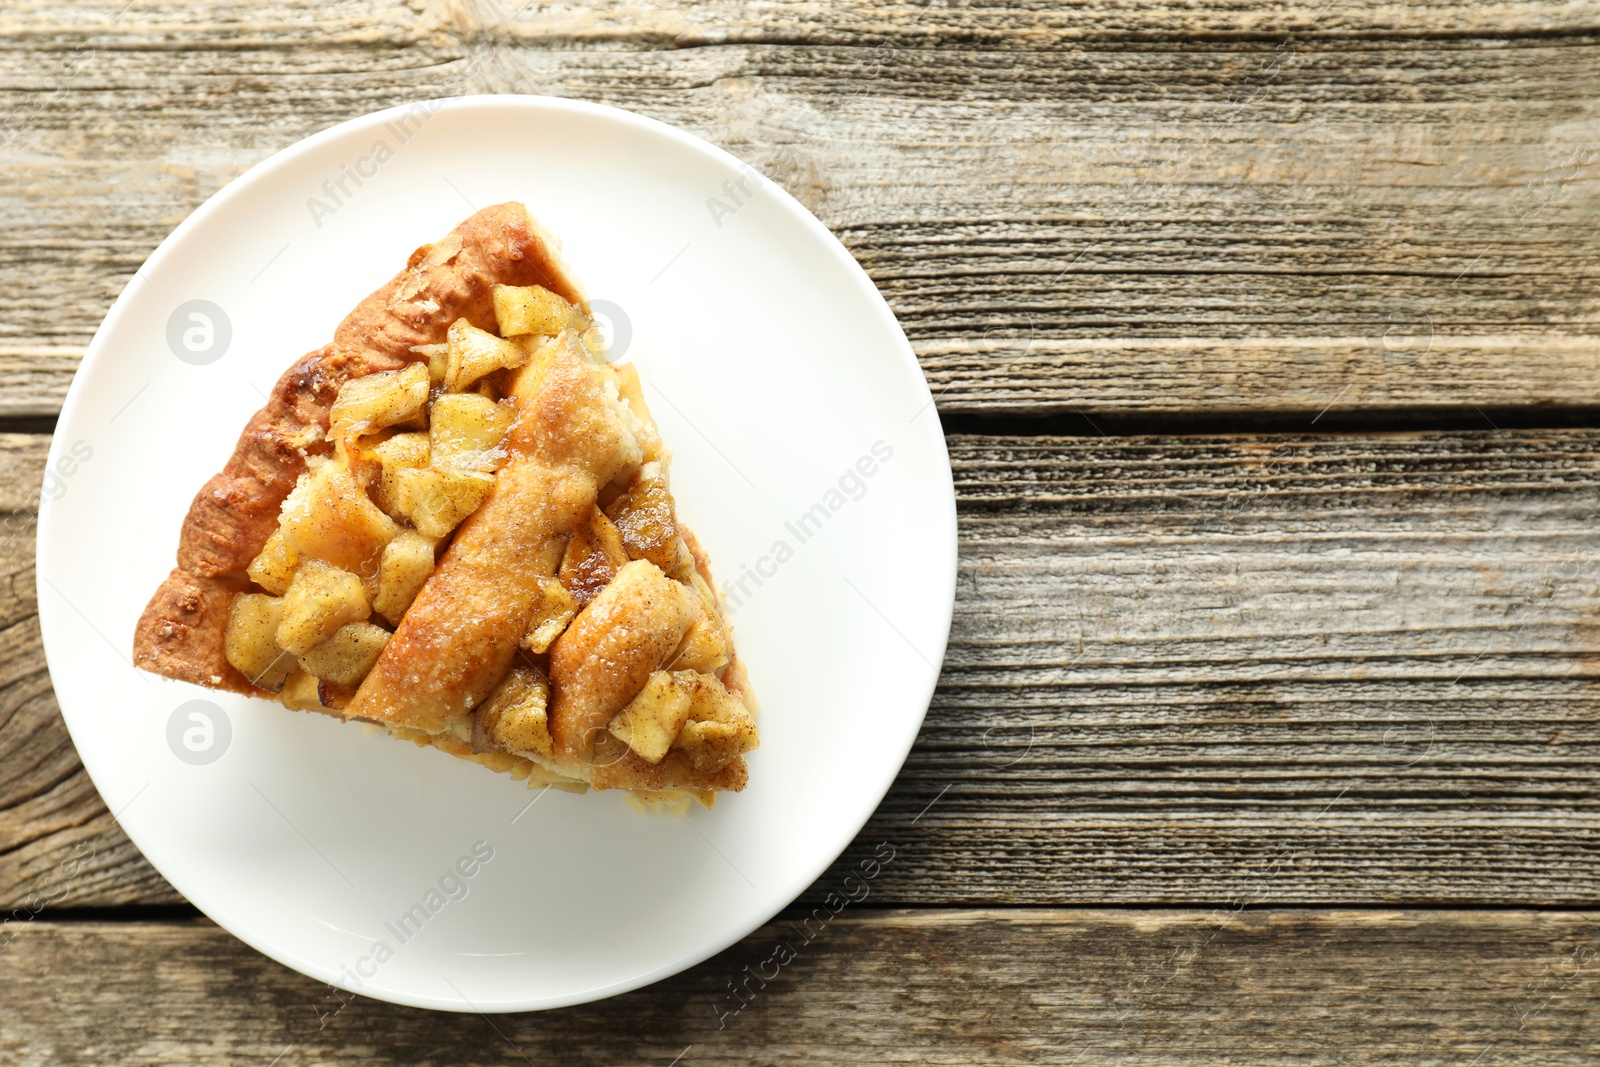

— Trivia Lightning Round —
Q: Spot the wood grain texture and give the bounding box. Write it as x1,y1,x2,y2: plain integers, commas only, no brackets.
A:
2,1,1597,417
0,436,178,908
2,910,1598,1065
9,429,1600,907
10,1,1599,45
832,428,1600,905
4,1,1599,1057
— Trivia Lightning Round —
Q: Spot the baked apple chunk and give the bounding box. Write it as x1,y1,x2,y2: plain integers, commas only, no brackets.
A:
134,203,757,805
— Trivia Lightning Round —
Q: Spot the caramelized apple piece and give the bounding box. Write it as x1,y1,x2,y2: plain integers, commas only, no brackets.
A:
531,535,567,577
559,507,629,606
672,673,759,772
522,577,578,654
445,317,527,392
278,667,325,712
246,529,299,596
276,559,370,655
513,536,573,652
317,680,358,711
394,466,493,538
491,284,589,338
606,462,695,578
676,718,757,772
473,663,554,758
685,571,721,617
610,362,663,463
224,593,294,692
328,363,429,439
429,393,513,471
669,614,730,674
666,572,729,672
367,431,430,519
371,530,437,625
408,342,450,387
279,462,399,576
608,670,695,763
297,621,391,687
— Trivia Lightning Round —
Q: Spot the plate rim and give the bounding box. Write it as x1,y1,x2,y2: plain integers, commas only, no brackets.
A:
36,93,958,1012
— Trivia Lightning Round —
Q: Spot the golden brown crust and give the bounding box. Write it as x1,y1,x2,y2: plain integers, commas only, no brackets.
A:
562,528,754,794
547,560,699,757
608,525,754,792
588,744,749,793
343,334,640,734
133,204,583,687
132,568,255,691
132,204,755,798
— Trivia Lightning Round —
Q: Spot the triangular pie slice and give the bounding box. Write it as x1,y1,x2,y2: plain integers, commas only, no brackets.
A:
134,203,757,804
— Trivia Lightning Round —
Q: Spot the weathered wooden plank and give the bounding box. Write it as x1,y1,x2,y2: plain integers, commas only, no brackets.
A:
832,428,1600,904
8,429,1600,907
1,910,1597,1064
0,435,176,908
6,0,1599,44
917,336,1600,419
2,2,1597,416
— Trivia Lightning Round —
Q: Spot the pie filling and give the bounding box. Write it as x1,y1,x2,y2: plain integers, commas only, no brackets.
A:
218,282,757,803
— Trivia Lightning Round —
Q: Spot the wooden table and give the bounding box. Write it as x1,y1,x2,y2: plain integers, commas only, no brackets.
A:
3,1,1599,1062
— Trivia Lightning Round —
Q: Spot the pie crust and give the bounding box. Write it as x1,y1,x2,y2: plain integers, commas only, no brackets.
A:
133,204,757,802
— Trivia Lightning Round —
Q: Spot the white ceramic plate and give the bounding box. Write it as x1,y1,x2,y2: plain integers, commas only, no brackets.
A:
36,96,956,1012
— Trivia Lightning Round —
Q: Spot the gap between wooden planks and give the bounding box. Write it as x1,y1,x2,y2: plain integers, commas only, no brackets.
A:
7,429,1600,909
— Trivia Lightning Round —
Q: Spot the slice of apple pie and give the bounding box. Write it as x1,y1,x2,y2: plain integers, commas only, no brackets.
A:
134,203,757,803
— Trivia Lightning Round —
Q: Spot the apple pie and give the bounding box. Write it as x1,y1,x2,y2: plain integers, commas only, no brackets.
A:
133,203,757,804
